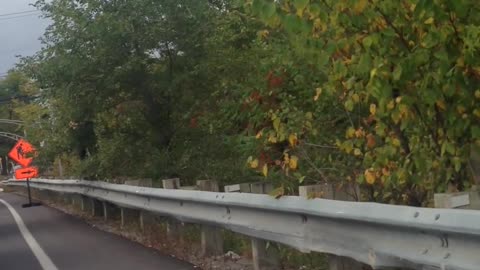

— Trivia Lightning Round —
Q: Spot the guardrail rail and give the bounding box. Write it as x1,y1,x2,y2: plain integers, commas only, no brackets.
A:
3,179,480,270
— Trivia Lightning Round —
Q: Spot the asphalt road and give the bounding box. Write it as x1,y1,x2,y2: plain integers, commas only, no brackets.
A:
0,192,195,270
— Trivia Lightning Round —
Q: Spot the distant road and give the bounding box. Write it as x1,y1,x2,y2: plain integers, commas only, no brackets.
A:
0,192,194,270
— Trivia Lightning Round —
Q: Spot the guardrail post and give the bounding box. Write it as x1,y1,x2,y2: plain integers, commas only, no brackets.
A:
197,180,224,257
434,189,480,209
162,178,181,240
299,183,364,270
250,182,280,270
92,199,104,217
139,211,155,232
103,201,120,222
225,181,279,270
121,180,151,229
80,195,92,213
71,194,83,209
121,208,140,228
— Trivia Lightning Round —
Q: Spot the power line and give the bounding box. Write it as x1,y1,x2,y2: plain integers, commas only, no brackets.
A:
0,10,39,17
0,12,42,21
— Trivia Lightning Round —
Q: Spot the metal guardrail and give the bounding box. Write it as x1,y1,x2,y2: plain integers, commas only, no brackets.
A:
4,179,480,270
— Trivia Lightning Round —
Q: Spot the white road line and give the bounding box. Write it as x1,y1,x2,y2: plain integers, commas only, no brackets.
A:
0,199,59,270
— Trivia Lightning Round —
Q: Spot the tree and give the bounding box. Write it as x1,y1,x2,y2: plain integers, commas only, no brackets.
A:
247,0,480,205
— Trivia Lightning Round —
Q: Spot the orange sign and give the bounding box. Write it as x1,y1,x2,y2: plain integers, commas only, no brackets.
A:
15,167,39,180
8,139,36,168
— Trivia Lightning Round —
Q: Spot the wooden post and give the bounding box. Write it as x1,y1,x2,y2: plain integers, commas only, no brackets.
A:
225,182,280,270
197,180,223,257
434,191,480,210
250,182,280,270
91,198,104,217
103,201,120,222
121,208,140,228
140,211,155,232
299,183,364,270
163,178,181,240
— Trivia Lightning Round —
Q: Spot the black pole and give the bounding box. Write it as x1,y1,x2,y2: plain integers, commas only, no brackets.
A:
26,178,32,205
22,178,41,208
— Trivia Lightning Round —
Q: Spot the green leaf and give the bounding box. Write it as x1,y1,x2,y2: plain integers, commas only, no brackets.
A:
392,66,402,81
363,36,372,48
472,126,480,139
284,14,302,33
293,0,309,12
262,2,277,19
344,99,354,111
453,157,462,172
252,0,264,15
269,186,285,199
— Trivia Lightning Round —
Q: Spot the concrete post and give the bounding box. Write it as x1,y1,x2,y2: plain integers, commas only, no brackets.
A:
299,183,364,270
197,180,223,257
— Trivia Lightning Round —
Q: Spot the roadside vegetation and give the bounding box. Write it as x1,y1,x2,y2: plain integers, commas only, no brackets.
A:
0,0,479,206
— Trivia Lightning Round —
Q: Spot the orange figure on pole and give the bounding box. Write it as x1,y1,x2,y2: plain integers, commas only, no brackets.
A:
8,139,36,168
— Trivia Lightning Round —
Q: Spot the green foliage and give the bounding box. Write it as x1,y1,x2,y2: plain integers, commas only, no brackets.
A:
248,0,480,205
7,0,479,207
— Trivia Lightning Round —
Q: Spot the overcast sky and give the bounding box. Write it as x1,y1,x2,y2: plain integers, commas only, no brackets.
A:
0,0,49,75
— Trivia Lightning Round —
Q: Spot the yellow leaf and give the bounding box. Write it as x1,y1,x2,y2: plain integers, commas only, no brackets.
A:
424,17,434,24
250,159,259,169
258,30,269,39
262,164,268,177
353,0,368,14
289,155,298,170
355,128,365,138
387,100,395,110
343,142,353,154
392,138,401,147
268,134,278,143
313,88,322,101
474,109,480,118
354,148,362,156
475,90,480,99
352,93,360,103
370,68,377,78
255,130,263,139
288,133,298,147
273,117,281,131
305,112,313,120
395,96,402,104
457,106,466,114
370,104,377,115
364,169,376,185
346,127,356,138
436,100,446,111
